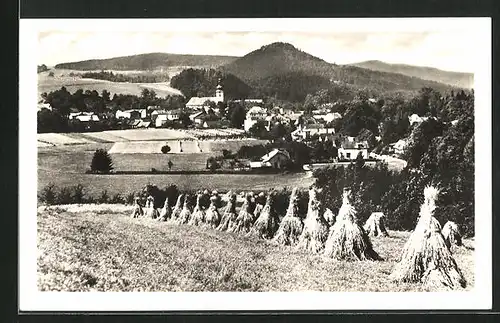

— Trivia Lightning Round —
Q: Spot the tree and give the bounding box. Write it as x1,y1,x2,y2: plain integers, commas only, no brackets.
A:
248,120,269,139
229,104,246,128
179,112,192,128
161,145,171,154
90,149,114,174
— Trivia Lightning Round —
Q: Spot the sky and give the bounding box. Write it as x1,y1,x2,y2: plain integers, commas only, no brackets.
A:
37,29,478,73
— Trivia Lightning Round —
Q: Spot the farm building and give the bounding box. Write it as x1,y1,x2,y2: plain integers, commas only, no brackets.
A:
390,139,408,155
233,98,264,104
69,112,100,122
249,149,291,169
244,106,268,131
291,123,335,141
186,82,224,110
337,137,369,160
312,112,342,123
116,109,147,120
408,114,430,126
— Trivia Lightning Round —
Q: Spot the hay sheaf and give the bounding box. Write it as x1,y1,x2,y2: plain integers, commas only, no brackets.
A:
323,208,336,226
324,189,381,261
363,212,389,237
204,199,221,229
390,186,466,290
297,187,329,253
273,187,304,246
157,198,171,222
230,193,256,234
250,193,279,239
176,195,192,225
216,192,237,231
131,198,144,218
188,193,206,226
170,194,184,222
144,196,159,219
441,221,463,250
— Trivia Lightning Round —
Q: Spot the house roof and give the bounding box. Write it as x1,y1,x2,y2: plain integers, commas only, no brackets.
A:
247,106,266,115
341,139,369,149
190,111,206,119
186,96,221,106
261,149,290,162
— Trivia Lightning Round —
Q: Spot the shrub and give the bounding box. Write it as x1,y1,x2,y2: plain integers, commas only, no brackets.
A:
90,149,114,174
39,183,57,205
125,192,136,205
161,145,171,154
72,184,86,204
98,190,110,204
56,187,73,205
110,193,125,204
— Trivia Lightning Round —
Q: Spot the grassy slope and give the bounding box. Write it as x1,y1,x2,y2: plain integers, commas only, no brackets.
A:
37,205,474,292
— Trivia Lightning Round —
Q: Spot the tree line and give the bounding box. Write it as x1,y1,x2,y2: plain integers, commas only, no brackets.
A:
80,70,170,83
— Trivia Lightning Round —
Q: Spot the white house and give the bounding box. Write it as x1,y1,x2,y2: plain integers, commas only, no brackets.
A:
69,112,100,122
233,98,263,104
244,106,268,131
185,83,224,110
392,139,407,155
291,123,335,141
116,109,147,119
249,149,291,169
312,112,342,123
408,114,429,126
154,109,181,127
337,138,369,160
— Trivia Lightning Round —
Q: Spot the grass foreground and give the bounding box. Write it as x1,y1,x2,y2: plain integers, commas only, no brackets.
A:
37,204,474,292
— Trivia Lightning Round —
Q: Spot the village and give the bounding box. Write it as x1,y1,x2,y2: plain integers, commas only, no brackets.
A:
38,78,417,173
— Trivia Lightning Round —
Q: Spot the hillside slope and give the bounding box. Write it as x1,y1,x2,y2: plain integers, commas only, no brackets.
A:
221,42,458,94
55,53,239,71
349,60,474,89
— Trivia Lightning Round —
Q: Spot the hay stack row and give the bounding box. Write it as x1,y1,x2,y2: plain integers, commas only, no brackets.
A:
130,185,466,290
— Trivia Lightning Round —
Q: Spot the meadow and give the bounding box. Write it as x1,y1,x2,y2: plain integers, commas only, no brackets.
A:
37,204,474,292
38,143,313,196
38,69,183,99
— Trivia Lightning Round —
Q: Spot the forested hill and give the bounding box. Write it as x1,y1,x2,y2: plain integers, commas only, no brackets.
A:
220,42,459,94
348,60,474,89
55,53,239,71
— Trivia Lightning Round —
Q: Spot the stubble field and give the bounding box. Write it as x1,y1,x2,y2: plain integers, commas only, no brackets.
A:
37,204,475,292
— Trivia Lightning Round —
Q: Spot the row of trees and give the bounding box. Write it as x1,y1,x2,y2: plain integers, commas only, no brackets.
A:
80,70,170,83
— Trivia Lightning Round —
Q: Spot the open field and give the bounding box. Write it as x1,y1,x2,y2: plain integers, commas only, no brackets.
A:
38,69,183,99
38,144,313,195
37,204,474,292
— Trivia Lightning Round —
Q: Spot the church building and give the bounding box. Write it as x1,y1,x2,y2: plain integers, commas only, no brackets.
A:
185,79,225,110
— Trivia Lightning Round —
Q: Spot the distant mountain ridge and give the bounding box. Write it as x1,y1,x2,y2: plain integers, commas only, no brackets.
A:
219,42,459,95
55,52,239,71
348,60,474,89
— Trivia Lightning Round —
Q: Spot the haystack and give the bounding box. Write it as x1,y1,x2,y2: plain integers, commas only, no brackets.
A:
170,194,184,222
188,192,206,226
216,191,237,231
250,191,280,239
205,195,221,228
229,193,256,234
176,194,192,224
363,212,389,237
157,197,171,221
252,192,266,221
441,221,463,250
131,197,144,218
145,195,159,219
323,208,336,226
324,188,381,261
297,187,329,253
273,187,304,246
390,186,466,289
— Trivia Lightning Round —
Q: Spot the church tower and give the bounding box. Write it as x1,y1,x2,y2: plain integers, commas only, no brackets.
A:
215,78,224,102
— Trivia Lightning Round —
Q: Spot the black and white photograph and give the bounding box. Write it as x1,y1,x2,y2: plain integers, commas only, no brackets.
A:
19,18,491,311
